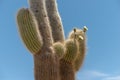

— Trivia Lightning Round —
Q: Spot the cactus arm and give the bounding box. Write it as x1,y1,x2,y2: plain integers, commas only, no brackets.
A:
62,39,79,63
70,27,88,72
59,39,79,80
74,28,87,71
16,8,43,55
28,0,53,47
45,0,65,43
74,38,86,72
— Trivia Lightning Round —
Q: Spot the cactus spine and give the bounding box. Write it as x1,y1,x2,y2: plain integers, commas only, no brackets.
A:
16,0,88,80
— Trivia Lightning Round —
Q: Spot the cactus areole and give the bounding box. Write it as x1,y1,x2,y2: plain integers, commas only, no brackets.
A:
16,0,88,80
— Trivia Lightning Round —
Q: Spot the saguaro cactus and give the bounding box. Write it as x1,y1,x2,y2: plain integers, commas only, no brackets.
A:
16,0,88,80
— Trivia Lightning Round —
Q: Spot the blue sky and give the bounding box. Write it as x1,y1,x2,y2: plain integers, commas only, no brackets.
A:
0,0,120,80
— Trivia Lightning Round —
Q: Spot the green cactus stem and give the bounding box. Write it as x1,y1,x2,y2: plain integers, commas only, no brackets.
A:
17,8,43,54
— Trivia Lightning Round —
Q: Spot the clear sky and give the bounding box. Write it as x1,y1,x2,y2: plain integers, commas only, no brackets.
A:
0,0,120,80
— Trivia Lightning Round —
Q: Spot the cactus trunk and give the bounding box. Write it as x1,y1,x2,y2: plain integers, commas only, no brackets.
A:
34,51,60,80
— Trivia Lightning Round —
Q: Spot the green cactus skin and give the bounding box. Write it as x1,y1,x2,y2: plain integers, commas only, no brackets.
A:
45,0,65,43
53,42,65,59
17,8,43,54
69,27,87,72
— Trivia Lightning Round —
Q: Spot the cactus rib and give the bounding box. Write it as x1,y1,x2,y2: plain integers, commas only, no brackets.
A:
17,8,43,54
